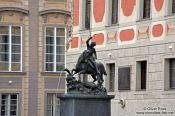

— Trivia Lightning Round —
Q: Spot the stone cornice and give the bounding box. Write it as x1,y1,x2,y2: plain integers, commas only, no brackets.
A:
0,6,29,14
39,8,71,16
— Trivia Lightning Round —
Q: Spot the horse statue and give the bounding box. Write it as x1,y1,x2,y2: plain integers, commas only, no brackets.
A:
72,49,107,85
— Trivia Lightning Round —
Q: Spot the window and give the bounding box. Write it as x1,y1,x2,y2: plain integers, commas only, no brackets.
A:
106,63,115,92
136,61,147,90
85,0,91,29
169,59,175,89
47,94,60,116
167,0,175,15
45,0,66,2
140,0,150,19
111,0,118,24
1,94,18,116
172,0,175,13
45,27,65,72
164,58,175,90
0,26,22,72
118,67,130,90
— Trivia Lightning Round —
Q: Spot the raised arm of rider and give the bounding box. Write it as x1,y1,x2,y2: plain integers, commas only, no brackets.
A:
86,37,92,48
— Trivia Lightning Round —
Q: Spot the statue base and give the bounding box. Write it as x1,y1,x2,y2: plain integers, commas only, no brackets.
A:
57,94,114,116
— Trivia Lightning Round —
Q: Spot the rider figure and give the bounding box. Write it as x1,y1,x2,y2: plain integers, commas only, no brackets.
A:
86,37,101,77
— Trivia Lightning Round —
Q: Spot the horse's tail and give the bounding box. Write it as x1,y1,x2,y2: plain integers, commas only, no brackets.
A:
103,69,107,75
97,62,107,75
64,68,71,75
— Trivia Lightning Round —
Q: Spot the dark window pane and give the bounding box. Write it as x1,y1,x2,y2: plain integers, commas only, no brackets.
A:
46,28,54,36
109,64,115,92
0,35,9,43
10,100,17,105
10,105,17,110
170,78,175,89
46,37,54,44
0,26,8,34
112,0,118,24
173,0,175,13
141,61,147,89
46,63,54,71
12,36,21,44
56,28,65,36
170,59,175,89
12,54,20,62
0,44,9,52
56,46,65,54
85,0,91,29
1,106,5,110
1,102,6,106
56,55,65,62
1,95,8,99
46,45,54,53
10,111,16,115
1,111,5,115
56,37,65,45
118,67,130,90
143,0,150,19
12,26,20,35
1,100,7,105
1,94,8,116
12,45,21,53
46,54,54,62
56,63,65,71
0,53,9,61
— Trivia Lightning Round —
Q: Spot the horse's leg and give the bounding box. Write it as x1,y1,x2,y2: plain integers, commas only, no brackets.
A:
100,75,104,83
91,74,97,83
96,62,107,85
97,74,103,86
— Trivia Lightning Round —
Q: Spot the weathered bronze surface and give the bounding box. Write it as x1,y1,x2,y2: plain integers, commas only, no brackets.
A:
65,37,107,95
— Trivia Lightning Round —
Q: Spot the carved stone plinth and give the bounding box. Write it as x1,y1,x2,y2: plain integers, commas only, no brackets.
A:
57,94,114,116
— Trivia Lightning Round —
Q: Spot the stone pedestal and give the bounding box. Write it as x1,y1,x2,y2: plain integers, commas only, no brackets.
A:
57,94,114,116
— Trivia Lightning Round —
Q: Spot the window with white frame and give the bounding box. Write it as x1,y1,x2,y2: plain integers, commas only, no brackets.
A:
111,0,118,24
164,58,175,90
85,0,91,29
1,94,18,116
140,0,150,19
136,61,147,90
45,27,65,72
47,93,60,116
106,63,115,92
172,0,175,13
167,0,175,15
0,26,22,72
169,59,175,89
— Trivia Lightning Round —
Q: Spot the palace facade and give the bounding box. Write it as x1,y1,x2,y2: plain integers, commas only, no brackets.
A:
68,0,175,115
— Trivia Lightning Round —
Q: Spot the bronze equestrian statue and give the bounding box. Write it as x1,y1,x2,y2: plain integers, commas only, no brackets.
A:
72,37,107,85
